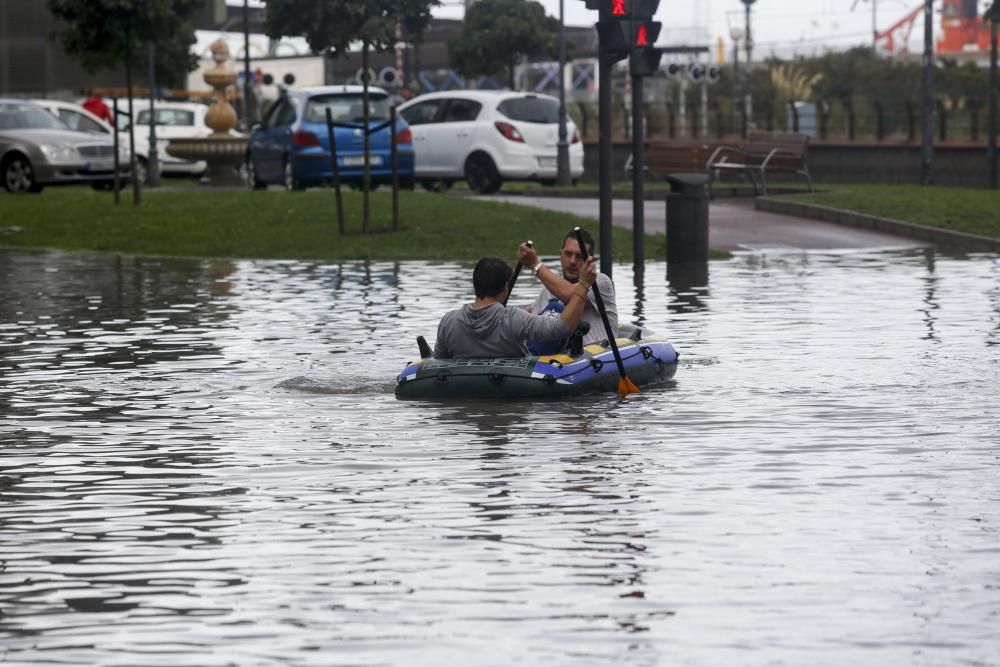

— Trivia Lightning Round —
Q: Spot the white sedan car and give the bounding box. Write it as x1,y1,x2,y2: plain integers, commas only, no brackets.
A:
398,90,584,194
119,101,214,182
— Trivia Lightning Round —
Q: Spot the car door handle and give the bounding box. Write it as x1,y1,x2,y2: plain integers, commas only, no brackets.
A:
457,132,469,138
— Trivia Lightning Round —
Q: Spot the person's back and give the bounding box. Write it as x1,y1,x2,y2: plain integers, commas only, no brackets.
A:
434,256,597,359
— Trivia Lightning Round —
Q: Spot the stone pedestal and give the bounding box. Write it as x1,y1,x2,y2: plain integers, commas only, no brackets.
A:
166,38,247,186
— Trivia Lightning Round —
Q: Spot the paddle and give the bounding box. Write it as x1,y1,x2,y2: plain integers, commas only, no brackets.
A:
502,240,532,306
573,227,640,395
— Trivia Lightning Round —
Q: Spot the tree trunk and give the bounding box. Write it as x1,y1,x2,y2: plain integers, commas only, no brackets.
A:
125,27,141,206
362,41,371,234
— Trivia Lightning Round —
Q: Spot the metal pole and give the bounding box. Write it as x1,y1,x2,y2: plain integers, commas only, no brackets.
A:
112,97,121,204
921,0,934,186
631,74,645,276
873,0,878,55
243,0,252,125
557,0,571,185
732,36,740,135
598,7,613,278
744,1,754,130
146,42,159,187
990,19,997,189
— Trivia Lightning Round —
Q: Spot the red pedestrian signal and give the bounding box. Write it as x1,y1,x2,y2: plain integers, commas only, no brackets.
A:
611,0,626,16
635,24,648,46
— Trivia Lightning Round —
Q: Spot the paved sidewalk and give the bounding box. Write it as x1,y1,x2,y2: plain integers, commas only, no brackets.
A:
481,195,928,252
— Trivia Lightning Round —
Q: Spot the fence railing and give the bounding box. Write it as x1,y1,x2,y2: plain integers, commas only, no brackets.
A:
570,97,993,144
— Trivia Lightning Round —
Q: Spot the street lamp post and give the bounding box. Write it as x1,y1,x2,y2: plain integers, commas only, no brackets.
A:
920,0,933,185
243,0,252,126
742,0,755,130
556,0,571,185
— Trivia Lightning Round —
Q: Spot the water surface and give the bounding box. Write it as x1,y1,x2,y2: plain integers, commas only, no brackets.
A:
1,248,998,666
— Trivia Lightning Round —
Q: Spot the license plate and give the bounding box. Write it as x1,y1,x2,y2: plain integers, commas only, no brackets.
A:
538,157,556,168
87,160,114,171
341,155,383,167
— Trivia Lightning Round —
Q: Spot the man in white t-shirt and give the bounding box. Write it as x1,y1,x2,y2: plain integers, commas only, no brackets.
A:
517,227,617,353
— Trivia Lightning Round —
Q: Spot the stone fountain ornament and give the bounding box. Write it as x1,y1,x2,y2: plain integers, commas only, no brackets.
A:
166,38,248,186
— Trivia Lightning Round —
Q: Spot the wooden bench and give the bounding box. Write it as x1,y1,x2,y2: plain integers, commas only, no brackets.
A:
706,131,813,197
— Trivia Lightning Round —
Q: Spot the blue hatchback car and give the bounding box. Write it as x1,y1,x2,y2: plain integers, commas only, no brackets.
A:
245,85,414,191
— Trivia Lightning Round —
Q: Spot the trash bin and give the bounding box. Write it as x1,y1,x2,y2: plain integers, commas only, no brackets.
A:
665,172,709,264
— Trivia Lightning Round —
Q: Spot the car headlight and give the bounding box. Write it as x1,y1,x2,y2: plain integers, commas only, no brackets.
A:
38,143,79,164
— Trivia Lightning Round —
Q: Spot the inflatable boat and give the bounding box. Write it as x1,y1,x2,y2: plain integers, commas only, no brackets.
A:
394,323,679,400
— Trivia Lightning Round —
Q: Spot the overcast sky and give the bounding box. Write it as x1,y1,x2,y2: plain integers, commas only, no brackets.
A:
432,0,989,59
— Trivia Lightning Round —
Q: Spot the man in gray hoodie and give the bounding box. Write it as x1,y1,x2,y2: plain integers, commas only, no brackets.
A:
434,255,598,359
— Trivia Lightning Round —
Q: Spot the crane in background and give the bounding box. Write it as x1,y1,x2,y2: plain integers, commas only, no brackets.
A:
874,0,993,54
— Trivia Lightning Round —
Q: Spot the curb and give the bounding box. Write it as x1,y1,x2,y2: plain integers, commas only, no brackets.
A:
755,198,1000,253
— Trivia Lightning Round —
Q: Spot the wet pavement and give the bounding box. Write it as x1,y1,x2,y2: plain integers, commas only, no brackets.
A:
481,195,928,252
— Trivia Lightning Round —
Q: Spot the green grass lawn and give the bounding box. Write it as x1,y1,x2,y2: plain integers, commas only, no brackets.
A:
0,187,689,262
778,183,1000,239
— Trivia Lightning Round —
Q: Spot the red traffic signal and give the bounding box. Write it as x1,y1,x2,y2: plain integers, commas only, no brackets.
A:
585,0,660,19
598,19,661,57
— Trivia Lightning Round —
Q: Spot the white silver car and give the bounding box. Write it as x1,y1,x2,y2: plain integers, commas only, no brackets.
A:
0,99,129,194
32,99,115,135
397,90,584,194
118,101,214,182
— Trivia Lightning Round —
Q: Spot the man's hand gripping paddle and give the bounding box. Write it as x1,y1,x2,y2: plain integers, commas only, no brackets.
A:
503,240,532,306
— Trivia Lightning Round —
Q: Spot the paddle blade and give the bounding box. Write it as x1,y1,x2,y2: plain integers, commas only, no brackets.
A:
617,376,641,395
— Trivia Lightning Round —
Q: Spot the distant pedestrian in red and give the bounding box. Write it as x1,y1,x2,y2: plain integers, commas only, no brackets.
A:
82,94,113,127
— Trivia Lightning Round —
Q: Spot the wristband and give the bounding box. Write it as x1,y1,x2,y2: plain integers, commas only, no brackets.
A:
530,263,542,276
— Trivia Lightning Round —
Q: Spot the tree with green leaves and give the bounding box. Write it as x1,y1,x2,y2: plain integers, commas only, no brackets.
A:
447,0,560,90
266,0,439,233
48,0,202,205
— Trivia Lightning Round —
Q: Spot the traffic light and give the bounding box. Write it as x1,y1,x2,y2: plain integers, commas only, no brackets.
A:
593,0,661,63
629,21,663,76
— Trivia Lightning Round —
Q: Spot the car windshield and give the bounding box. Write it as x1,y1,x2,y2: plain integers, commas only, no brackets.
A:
304,93,390,123
497,96,560,124
0,103,69,130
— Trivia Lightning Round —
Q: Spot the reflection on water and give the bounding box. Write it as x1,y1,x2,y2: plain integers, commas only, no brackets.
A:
1,247,999,666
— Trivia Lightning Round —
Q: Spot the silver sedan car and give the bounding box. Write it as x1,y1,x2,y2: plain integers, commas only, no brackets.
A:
0,99,129,194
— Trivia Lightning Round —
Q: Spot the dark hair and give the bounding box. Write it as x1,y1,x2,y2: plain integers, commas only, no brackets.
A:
472,256,512,299
563,227,594,256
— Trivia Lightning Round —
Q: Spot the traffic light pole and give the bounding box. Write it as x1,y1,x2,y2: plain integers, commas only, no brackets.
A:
631,74,644,276
598,15,614,278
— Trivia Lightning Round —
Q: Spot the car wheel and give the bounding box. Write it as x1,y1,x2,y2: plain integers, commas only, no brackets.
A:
464,153,502,194
3,154,42,194
283,160,304,191
246,155,265,190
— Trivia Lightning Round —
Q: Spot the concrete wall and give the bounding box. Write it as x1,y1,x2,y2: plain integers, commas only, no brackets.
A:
581,140,996,189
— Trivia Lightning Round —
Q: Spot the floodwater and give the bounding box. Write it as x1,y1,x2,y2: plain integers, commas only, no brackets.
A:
1,247,998,666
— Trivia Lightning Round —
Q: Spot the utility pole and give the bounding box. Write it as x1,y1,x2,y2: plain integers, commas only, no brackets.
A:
730,27,742,135
243,0,252,126
557,0,571,185
988,3,998,189
597,3,615,277
921,0,934,185
742,0,755,130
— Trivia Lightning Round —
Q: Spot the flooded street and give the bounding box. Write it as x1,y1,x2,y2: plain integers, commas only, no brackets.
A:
1,247,998,665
